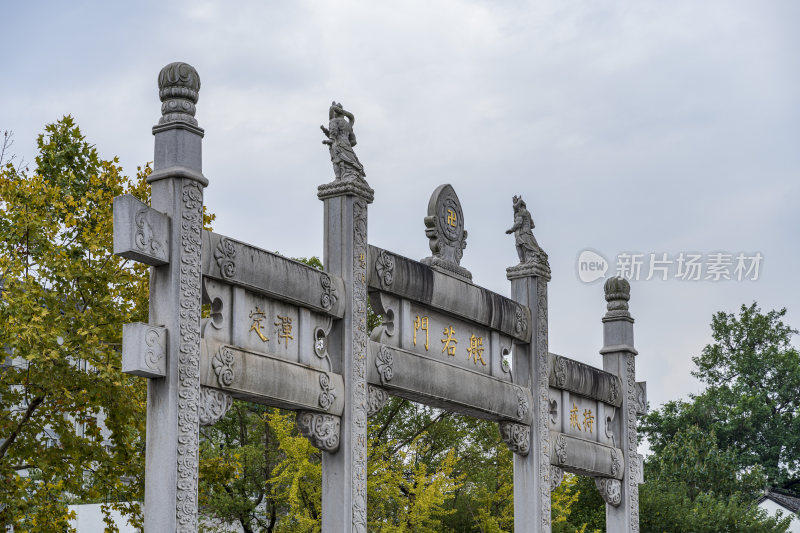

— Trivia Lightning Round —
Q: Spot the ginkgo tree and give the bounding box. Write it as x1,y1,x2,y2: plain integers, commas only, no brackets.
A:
0,117,153,531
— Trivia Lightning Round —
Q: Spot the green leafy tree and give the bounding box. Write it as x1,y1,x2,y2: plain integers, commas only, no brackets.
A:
643,303,800,491
0,117,151,530
638,426,791,533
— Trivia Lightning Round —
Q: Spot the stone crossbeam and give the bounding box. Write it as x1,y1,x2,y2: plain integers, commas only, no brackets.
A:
549,353,623,407
200,341,345,416
202,230,346,318
550,432,625,480
367,245,531,343
367,341,532,425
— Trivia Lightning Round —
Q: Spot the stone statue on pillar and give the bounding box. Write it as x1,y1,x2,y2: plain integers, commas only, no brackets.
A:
321,101,366,181
506,195,546,265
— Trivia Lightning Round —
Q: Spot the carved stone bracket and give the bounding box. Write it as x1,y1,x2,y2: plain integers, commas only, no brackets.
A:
320,273,338,311
498,421,530,456
515,386,530,419
550,466,564,491
375,249,395,289
554,433,568,464
552,354,567,388
296,411,341,452
212,346,235,387
367,385,390,417
375,344,394,385
198,387,233,426
214,238,236,279
595,477,622,506
318,372,337,410
421,184,472,281
635,381,648,415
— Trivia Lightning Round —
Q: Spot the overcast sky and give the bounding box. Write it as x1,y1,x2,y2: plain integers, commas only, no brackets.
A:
3,1,799,417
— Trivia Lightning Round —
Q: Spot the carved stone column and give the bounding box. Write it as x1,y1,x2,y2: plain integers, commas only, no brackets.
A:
508,258,552,533
143,62,207,532
318,171,373,532
600,277,640,532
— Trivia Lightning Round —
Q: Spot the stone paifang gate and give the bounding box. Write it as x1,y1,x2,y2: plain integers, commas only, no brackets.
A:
114,62,647,533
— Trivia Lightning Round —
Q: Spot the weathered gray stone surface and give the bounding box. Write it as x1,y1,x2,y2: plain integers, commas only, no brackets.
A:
421,184,472,281
367,341,532,424
600,276,641,532
549,432,624,479
113,194,170,266
199,342,345,416
121,322,167,378
369,291,514,381
368,245,530,342
549,353,623,407
117,64,649,533
202,231,346,319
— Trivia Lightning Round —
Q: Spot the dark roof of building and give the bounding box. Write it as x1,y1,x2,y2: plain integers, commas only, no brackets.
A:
758,489,800,514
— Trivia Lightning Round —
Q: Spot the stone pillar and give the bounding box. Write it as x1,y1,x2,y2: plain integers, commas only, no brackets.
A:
318,178,374,533
507,258,552,533
600,277,640,532
144,62,208,532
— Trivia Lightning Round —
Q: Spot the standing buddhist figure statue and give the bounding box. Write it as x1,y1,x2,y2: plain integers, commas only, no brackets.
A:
321,101,366,181
506,195,545,264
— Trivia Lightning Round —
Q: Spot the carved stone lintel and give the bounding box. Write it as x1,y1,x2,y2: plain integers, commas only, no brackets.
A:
421,184,472,282
550,466,564,491
198,387,233,426
595,477,622,506
296,411,341,452
367,385,390,417
498,421,530,456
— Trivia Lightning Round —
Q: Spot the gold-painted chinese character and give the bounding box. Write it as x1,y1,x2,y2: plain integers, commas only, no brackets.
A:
583,409,595,433
569,403,581,431
249,306,268,342
274,315,294,346
466,334,486,366
441,326,457,356
446,208,457,228
359,252,366,268
413,315,429,350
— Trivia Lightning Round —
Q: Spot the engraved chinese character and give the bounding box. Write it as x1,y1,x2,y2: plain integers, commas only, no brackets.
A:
249,306,268,342
466,334,486,366
446,208,457,228
570,403,581,431
583,409,595,433
441,326,457,356
359,252,366,268
274,315,294,346
413,315,429,350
